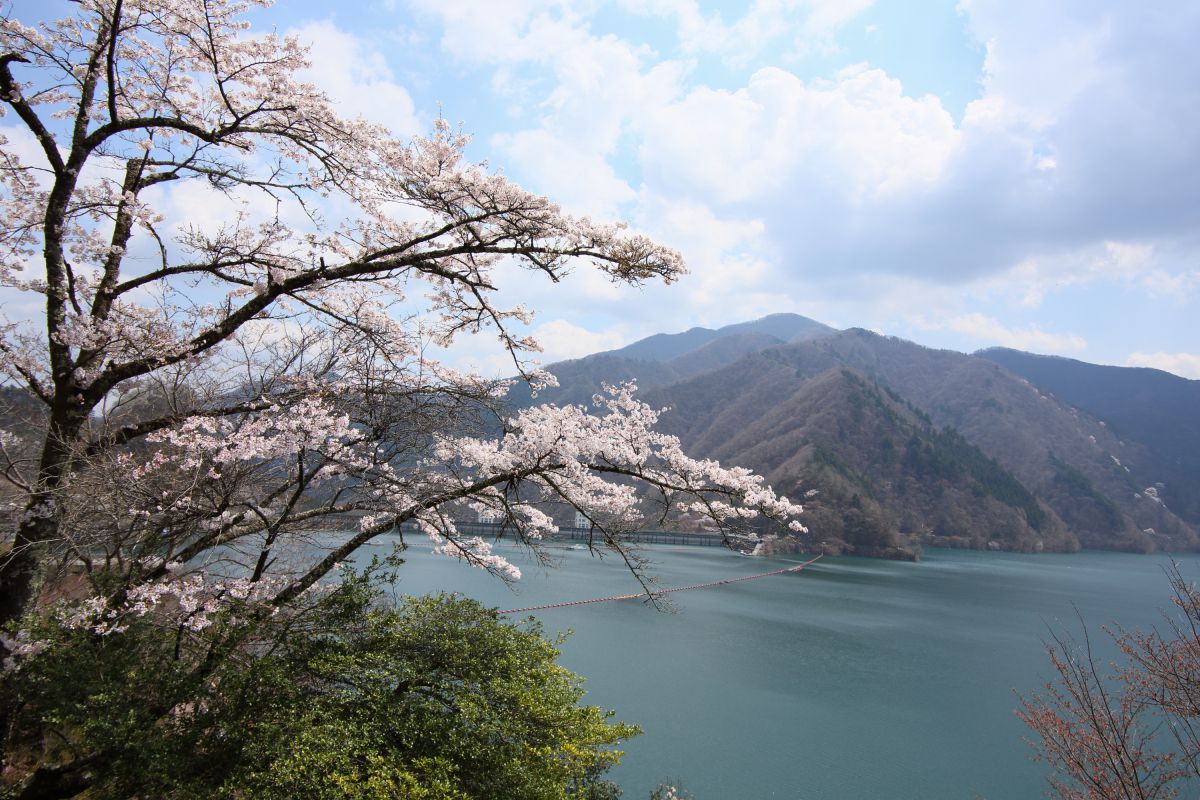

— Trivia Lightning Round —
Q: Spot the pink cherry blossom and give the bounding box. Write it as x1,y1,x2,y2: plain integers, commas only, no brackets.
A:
0,0,804,644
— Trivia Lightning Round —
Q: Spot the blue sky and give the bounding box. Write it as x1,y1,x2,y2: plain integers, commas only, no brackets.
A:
12,0,1200,377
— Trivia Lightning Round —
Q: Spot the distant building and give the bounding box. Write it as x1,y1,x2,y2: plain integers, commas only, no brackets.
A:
574,510,589,529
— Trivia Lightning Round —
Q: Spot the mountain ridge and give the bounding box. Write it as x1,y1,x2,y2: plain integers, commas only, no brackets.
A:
603,312,835,362
508,313,835,409
525,316,1200,558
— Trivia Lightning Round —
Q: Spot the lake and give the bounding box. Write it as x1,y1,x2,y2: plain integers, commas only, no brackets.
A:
365,538,1197,799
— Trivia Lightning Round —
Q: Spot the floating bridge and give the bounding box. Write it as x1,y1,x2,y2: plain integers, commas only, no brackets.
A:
398,520,749,548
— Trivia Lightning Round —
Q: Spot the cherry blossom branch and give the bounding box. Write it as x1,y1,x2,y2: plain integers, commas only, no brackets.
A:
268,464,559,608
0,3,787,664
0,53,64,175
84,398,274,456
104,0,123,125
0,338,52,403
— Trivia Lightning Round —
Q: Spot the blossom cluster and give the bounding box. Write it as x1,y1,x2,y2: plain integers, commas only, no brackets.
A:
0,629,49,673
433,537,522,582
54,569,290,638
150,397,361,473
421,382,806,577
1,566,311,672
0,0,801,643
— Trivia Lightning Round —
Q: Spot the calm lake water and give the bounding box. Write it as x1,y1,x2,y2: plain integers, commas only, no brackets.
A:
365,538,1196,799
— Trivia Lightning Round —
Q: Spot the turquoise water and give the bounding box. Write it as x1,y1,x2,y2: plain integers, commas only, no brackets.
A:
367,539,1195,799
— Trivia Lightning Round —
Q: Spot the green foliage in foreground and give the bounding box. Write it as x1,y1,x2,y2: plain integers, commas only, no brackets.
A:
3,579,637,800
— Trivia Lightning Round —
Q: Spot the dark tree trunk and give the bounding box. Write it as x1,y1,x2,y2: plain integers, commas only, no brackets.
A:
0,408,86,628
0,407,87,770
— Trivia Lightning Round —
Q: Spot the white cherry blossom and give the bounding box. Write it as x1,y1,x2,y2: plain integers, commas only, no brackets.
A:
0,0,803,643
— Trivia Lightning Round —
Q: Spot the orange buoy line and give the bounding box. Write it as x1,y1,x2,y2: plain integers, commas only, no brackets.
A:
498,554,823,614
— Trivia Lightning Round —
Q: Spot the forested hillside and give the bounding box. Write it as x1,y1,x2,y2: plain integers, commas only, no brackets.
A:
508,313,835,408
977,348,1200,524
525,318,1200,557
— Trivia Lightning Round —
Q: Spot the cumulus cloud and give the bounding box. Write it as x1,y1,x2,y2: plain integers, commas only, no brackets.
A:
290,21,419,136
632,193,774,315
491,26,685,219
405,0,565,64
399,0,1196,368
628,0,1200,295
531,320,629,362
408,1,688,220
1125,353,1200,380
640,64,958,205
1138,268,1200,299
915,313,1087,353
619,0,875,62
972,240,1166,308
493,129,636,219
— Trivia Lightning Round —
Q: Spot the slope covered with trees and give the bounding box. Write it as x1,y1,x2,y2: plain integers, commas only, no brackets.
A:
795,331,1198,550
508,313,834,408
529,322,1199,556
978,348,1200,525
646,360,1074,557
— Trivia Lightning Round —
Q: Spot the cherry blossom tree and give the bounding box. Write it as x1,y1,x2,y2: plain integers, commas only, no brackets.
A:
0,2,808,792
0,0,803,711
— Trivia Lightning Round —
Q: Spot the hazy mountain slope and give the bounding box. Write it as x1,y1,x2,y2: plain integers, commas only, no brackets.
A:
607,327,722,363
506,336,781,410
511,313,835,408
707,313,835,345
976,348,1200,522
662,332,785,377
508,318,1198,556
758,331,1197,550
649,363,1075,556
608,313,834,362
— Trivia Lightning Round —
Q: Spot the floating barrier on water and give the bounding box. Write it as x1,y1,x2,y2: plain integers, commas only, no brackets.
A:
498,554,823,614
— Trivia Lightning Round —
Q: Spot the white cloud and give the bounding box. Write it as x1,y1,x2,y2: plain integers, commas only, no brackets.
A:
959,1,1112,131
634,193,772,314
631,0,1200,295
619,0,874,63
970,239,1200,310
640,64,958,205
799,0,875,43
411,4,687,219
405,0,565,64
916,313,1087,353
1139,269,1200,299
398,0,1198,368
934,0,1200,272
1126,352,1200,380
491,130,636,220
290,21,419,136
531,320,628,362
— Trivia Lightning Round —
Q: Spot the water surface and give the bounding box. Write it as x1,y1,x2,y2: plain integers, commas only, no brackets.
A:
370,540,1194,799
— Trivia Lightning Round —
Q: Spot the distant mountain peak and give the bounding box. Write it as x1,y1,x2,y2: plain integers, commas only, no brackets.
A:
605,313,836,363
512,316,1200,559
